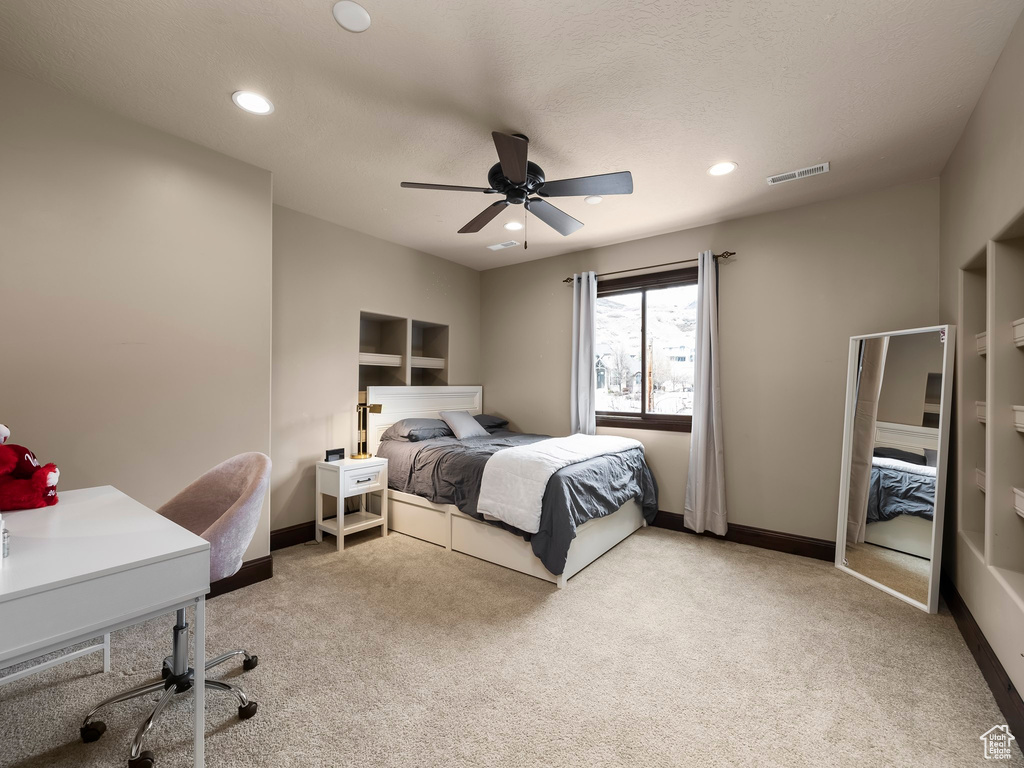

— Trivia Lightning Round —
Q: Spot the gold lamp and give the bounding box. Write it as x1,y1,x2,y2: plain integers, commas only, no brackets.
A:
353,402,383,459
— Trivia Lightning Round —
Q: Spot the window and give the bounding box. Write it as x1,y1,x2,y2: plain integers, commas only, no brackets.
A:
594,267,698,432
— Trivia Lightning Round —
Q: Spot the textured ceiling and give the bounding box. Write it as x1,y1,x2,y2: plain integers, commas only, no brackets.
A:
1,0,1021,270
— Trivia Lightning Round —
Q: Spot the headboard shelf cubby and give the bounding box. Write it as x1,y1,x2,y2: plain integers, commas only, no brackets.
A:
359,312,450,391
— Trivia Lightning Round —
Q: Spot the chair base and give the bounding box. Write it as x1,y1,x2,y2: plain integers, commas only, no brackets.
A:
80,609,257,766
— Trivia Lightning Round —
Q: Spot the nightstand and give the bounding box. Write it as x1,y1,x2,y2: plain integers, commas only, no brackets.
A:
315,457,388,551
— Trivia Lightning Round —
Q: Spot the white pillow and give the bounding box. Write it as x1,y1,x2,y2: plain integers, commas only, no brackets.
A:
439,410,489,439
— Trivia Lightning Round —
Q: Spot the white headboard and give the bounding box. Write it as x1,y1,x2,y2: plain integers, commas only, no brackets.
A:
365,386,483,455
874,421,939,453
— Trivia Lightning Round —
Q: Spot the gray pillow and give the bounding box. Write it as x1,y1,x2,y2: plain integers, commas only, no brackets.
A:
440,410,489,439
380,418,453,442
474,413,509,432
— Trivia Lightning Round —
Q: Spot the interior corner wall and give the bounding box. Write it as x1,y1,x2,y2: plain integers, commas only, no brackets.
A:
481,178,940,541
940,11,1024,325
939,10,1024,699
270,205,481,533
0,68,274,561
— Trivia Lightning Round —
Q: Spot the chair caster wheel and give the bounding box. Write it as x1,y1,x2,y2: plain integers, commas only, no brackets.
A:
128,750,155,768
80,721,106,743
238,701,258,719
242,655,258,671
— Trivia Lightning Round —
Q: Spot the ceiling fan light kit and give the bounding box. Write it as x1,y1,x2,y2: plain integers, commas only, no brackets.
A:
401,132,633,237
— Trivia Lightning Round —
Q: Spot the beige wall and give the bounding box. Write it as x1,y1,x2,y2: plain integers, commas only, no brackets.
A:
876,331,944,427
481,178,939,541
271,206,481,532
940,11,1024,322
0,69,273,560
939,12,1024,700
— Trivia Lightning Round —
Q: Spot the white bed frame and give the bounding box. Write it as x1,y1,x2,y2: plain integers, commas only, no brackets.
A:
864,421,939,559
365,386,645,588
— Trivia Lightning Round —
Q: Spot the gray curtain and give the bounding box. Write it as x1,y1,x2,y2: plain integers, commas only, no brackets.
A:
570,271,597,435
685,251,727,535
847,337,887,544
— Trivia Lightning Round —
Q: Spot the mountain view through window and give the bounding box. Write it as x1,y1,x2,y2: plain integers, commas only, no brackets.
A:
595,283,698,417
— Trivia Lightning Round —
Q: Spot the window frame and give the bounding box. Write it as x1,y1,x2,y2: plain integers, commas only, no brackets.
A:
595,267,698,433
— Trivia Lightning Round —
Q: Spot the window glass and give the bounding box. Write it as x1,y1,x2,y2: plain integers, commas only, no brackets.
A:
595,291,642,413
645,284,698,415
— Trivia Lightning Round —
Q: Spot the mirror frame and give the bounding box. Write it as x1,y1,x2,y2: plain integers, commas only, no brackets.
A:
834,324,956,614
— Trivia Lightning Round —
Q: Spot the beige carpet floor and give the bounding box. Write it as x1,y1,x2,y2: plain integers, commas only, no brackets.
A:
1,527,1019,768
844,543,931,605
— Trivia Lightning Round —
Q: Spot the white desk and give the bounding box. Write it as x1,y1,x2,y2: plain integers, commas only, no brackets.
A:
0,486,211,767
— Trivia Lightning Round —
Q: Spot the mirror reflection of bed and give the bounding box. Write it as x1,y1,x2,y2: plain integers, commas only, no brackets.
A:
838,327,953,612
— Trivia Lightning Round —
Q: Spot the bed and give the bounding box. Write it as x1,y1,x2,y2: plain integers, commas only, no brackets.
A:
864,421,938,559
365,386,658,587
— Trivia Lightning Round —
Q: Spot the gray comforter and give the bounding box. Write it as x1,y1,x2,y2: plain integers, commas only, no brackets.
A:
867,461,936,523
376,430,658,575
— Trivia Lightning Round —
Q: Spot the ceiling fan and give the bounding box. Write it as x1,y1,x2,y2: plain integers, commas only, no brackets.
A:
401,132,633,237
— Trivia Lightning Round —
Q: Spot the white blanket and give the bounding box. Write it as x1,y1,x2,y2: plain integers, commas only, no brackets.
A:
477,434,643,533
872,455,937,477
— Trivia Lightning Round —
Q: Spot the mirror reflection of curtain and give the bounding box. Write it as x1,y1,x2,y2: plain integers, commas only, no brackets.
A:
847,337,888,544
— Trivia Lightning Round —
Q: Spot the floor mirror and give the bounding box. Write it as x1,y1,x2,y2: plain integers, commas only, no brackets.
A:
835,325,955,613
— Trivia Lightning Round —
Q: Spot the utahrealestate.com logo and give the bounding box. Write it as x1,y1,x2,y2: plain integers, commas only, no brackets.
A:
981,725,1017,760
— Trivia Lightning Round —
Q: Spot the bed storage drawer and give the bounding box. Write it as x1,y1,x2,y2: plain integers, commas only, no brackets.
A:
388,493,449,547
451,513,556,583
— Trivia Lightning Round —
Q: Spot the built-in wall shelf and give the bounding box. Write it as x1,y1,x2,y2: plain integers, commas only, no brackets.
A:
358,312,450,391
956,255,987,543
960,529,986,562
979,238,1024,577
410,356,445,370
358,352,404,368
359,312,409,389
410,320,449,386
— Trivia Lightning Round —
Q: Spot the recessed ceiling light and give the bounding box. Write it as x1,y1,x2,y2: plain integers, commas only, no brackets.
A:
584,195,603,205
708,161,737,176
504,221,523,231
333,1,371,32
231,91,274,115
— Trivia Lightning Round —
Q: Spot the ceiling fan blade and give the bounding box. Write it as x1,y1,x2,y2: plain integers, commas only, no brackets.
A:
526,198,583,236
401,182,495,193
492,132,529,184
458,200,510,233
538,171,633,198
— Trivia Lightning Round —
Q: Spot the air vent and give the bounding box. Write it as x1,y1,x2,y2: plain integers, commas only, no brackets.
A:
486,240,520,251
767,162,830,186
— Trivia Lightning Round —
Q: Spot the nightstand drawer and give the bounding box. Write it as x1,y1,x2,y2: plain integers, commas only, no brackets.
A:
344,466,385,495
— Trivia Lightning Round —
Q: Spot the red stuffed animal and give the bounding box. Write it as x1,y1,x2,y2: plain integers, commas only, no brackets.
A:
0,424,59,511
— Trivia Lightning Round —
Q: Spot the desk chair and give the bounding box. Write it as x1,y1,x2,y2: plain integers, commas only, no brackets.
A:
80,453,271,768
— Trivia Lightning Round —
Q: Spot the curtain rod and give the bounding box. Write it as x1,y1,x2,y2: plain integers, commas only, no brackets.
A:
561,252,735,284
